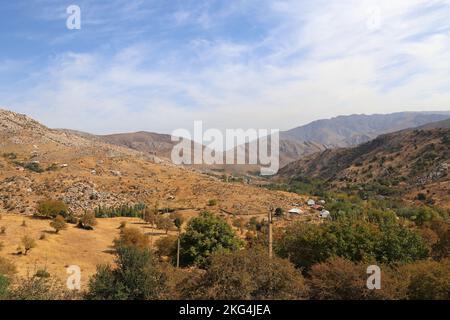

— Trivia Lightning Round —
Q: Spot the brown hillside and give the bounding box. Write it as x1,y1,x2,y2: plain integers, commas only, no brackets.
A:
278,120,450,208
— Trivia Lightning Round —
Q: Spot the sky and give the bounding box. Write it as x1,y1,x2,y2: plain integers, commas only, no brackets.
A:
1,0,450,134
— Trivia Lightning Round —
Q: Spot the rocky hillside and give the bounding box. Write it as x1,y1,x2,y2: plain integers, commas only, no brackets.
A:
98,131,176,159
0,108,306,216
278,119,450,208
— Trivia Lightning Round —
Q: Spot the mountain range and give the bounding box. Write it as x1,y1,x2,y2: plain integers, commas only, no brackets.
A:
58,111,450,170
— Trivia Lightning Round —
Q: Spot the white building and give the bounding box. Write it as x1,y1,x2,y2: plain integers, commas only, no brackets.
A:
288,208,303,215
307,199,315,206
320,210,331,219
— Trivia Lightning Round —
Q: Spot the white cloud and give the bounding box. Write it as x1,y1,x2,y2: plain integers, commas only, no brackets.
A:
4,0,450,134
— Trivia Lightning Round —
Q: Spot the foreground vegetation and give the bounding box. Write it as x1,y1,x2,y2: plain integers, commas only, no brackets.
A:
0,183,449,300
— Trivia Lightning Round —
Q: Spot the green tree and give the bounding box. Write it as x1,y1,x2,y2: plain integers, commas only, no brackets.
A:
36,200,69,219
87,246,167,300
276,220,428,269
376,223,428,263
179,211,242,267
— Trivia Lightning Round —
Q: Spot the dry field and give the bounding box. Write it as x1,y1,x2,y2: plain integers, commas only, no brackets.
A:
0,213,182,289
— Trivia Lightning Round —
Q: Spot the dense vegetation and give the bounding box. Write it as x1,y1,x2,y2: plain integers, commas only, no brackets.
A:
94,204,146,218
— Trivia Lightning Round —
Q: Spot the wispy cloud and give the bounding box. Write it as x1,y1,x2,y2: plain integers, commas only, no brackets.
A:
2,0,450,133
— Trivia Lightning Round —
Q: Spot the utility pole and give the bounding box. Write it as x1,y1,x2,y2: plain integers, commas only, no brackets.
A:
177,230,181,268
268,207,273,259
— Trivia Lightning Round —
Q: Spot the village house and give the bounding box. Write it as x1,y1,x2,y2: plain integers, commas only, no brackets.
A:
288,208,303,215
320,210,331,219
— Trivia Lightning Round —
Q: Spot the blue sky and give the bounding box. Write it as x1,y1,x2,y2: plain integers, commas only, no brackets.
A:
1,0,450,134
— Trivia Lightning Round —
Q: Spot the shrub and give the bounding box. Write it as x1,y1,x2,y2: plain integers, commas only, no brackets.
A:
35,268,51,278
113,227,149,250
307,257,406,300
275,207,284,216
21,235,36,255
207,199,218,206
7,276,72,300
182,247,308,300
399,259,450,300
155,235,177,260
0,226,6,235
36,200,70,219
0,257,16,276
179,211,243,268
416,193,427,201
77,212,97,230
50,215,67,234
172,213,184,231
0,274,9,299
23,162,44,173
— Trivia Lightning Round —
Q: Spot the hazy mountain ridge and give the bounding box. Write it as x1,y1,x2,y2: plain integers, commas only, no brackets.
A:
282,112,450,148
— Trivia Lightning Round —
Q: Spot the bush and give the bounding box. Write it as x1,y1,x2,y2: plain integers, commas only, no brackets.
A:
155,235,177,260
404,259,450,300
307,257,405,300
21,235,36,255
35,268,51,278
113,227,149,250
207,199,218,206
36,200,70,219
50,215,67,234
182,247,308,300
179,212,243,268
0,226,6,235
77,212,97,230
416,193,427,201
23,162,44,173
7,276,72,300
0,257,16,276
0,274,9,299
86,246,167,300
